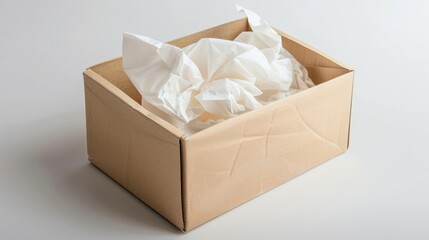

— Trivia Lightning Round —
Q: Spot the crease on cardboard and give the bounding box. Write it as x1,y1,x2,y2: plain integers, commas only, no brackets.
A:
264,109,275,159
259,109,275,191
346,72,355,148
335,76,353,148
290,102,345,152
229,142,243,177
179,139,187,231
124,134,131,188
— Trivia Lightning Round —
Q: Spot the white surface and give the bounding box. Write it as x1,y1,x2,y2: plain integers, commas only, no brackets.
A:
0,0,428,239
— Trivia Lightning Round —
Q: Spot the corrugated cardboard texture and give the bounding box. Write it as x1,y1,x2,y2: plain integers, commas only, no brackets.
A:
83,17,354,232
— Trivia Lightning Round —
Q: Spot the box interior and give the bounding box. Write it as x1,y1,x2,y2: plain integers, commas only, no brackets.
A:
88,18,351,134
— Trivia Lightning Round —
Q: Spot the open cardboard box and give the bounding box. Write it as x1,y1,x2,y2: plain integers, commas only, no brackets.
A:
83,18,354,232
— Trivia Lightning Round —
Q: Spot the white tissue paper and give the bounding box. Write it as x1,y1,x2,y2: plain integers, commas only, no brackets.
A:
122,5,315,133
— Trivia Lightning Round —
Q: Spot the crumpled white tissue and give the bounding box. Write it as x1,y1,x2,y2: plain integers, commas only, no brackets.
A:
122,5,314,129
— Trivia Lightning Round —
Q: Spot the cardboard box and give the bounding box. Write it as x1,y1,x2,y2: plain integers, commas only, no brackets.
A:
83,18,354,232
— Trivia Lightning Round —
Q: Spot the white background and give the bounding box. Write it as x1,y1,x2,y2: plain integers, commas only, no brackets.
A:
1,0,428,239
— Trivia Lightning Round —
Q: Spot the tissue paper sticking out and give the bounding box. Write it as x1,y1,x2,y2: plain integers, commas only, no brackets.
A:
234,5,314,92
122,5,315,130
122,33,204,123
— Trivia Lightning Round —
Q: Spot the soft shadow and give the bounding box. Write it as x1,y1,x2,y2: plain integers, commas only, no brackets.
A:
7,114,183,235
65,163,183,234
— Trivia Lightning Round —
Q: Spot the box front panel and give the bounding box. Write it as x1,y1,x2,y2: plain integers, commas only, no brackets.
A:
182,72,354,230
84,72,184,229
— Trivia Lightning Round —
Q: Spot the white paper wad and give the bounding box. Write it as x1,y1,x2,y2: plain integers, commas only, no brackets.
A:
122,5,315,131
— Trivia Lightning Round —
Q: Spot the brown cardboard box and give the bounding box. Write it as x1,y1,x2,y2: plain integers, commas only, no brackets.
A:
83,18,354,232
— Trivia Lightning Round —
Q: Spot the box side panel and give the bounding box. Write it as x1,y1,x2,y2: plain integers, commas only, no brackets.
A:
89,58,141,103
278,30,351,70
306,66,350,85
182,72,354,230
83,73,184,229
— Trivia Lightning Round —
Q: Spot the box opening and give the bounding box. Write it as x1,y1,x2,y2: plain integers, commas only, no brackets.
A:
87,18,351,136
